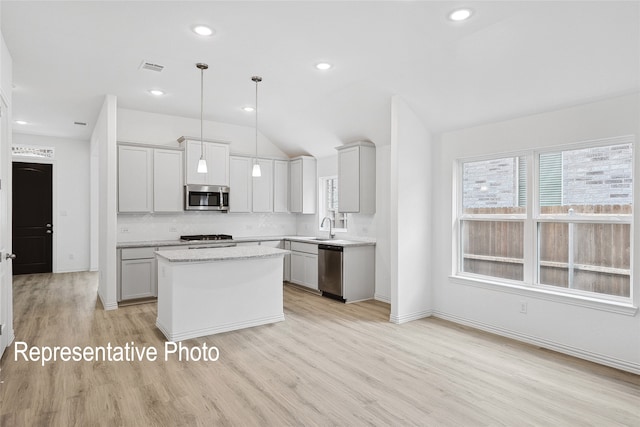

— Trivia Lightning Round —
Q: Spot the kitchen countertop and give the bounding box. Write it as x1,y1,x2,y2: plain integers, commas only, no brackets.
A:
117,235,375,249
155,245,290,263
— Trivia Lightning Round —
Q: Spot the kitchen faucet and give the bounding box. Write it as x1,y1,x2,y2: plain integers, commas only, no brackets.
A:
321,216,335,239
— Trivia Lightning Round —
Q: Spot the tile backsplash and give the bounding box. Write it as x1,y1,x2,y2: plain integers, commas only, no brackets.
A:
117,212,297,242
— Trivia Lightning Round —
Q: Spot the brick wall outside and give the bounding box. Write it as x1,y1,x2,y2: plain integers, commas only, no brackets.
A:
463,143,632,209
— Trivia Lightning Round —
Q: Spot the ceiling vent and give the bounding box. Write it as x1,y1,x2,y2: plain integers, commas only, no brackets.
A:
140,61,164,72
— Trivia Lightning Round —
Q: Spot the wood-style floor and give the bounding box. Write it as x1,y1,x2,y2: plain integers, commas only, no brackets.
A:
1,272,639,426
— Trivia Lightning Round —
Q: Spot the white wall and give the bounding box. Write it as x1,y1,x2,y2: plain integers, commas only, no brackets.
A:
117,108,288,159
93,95,118,310
432,93,640,373
12,134,90,272
389,96,432,323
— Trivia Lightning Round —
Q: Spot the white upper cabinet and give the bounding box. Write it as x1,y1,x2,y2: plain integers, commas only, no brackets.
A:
290,156,317,214
273,160,289,213
252,159,273,213
229,156,252,213
184,139,230,186
118,144,185,213
153,149,183,212
118,145,153,213
336,141,375,214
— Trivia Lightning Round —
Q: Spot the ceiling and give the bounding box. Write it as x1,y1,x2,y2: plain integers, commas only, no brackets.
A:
2,1,639,158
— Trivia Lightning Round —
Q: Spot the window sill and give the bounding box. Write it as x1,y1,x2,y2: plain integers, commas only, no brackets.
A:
448,274,638,316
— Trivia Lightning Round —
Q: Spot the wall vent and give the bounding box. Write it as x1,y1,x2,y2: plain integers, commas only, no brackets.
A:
140,61,164,72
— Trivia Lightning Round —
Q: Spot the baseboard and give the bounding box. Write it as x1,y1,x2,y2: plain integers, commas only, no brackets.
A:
374,294,390,304
432,310,640,375
390,309,432,324
97,290,118,311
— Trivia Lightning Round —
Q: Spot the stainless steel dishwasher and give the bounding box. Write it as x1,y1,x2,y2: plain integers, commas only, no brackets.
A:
318,244,344,302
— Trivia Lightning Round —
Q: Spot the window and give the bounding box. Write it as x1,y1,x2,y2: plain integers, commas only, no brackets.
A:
318,176,347,232
460,156,527,281
456,136,633,302
537,143,632,298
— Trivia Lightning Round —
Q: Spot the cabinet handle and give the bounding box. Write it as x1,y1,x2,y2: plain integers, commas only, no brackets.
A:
5,253,16,260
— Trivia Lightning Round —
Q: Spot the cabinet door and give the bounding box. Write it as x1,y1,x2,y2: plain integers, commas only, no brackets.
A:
185,140,207,185
185,140,229,186
338,146,360,213
118,145,152,213
290,252,305,285
289,159,302,213
252,159,273,213
121,258,156,300
229,156,252,213
304,254,318,290
153,149,183,212
206,142,230,186
283,241,291,282
273,160,289,213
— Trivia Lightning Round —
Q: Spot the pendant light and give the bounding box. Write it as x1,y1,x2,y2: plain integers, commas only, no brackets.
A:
196,63,208,174
251,76,262,177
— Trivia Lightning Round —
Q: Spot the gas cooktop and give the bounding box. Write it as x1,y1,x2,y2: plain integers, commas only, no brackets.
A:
179,234,233,241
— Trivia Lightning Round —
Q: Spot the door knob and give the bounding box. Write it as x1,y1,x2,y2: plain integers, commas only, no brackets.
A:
46,224,52,228
5,253,16,260
46,230,52,234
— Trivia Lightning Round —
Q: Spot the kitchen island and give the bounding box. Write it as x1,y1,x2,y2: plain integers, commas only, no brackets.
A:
155,245,289,341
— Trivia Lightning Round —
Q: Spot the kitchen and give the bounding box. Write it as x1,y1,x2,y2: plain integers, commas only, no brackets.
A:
1,1,639,425
115,103,378,337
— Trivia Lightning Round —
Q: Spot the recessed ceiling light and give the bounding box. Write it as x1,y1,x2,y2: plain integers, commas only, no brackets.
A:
449,8,473,21
242,106,255,112
193,25,214,36
315,62,332,71
15,120,28,125
149,89,165,96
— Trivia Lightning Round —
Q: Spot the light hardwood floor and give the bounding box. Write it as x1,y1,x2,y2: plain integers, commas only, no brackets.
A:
1,272,639,426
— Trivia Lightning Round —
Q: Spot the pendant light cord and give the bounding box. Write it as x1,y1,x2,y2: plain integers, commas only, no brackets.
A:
200,66,204,158
254,78,259,158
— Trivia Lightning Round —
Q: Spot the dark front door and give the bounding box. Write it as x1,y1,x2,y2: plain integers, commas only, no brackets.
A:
12,162,53,275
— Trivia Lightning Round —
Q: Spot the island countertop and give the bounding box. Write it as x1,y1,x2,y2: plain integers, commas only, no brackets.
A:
155,245,289,263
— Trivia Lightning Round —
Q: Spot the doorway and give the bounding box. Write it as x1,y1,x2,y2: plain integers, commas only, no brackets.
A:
12,162,53,275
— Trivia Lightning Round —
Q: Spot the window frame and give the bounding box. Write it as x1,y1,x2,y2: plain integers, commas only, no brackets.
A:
453,135,635,308
318,175,348,233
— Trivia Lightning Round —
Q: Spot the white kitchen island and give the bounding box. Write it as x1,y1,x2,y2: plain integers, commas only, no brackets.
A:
155,246,288,341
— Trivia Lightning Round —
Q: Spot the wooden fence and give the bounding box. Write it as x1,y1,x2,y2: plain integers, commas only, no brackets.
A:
462,205,631,297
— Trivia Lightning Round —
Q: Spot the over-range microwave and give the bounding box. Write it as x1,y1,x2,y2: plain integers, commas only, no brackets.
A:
184,184,230,212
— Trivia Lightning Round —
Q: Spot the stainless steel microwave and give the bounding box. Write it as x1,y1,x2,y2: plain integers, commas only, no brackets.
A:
184,185,230,212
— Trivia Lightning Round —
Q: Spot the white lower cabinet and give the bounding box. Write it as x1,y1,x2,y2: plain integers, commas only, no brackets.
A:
283,240,291,282
119,247,157,301
288,241,318,290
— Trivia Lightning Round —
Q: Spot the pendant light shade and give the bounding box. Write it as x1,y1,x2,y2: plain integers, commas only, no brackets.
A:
197,157,208,173
251,76,262,178
252,163,262,177
196,63,208,174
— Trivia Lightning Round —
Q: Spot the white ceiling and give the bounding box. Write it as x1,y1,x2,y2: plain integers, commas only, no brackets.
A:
2,1,639,158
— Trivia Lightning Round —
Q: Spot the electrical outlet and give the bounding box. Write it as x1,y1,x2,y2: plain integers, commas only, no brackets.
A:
120,227,129,234
520,302,528,314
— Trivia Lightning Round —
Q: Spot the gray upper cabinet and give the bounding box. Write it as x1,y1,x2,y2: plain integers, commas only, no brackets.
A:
118,145,153,213
290,156,317,214
336,141,375,214
229,156,252,213
118,143,184,213
153,149,183,212
273,160,289,213
184,138,230,186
